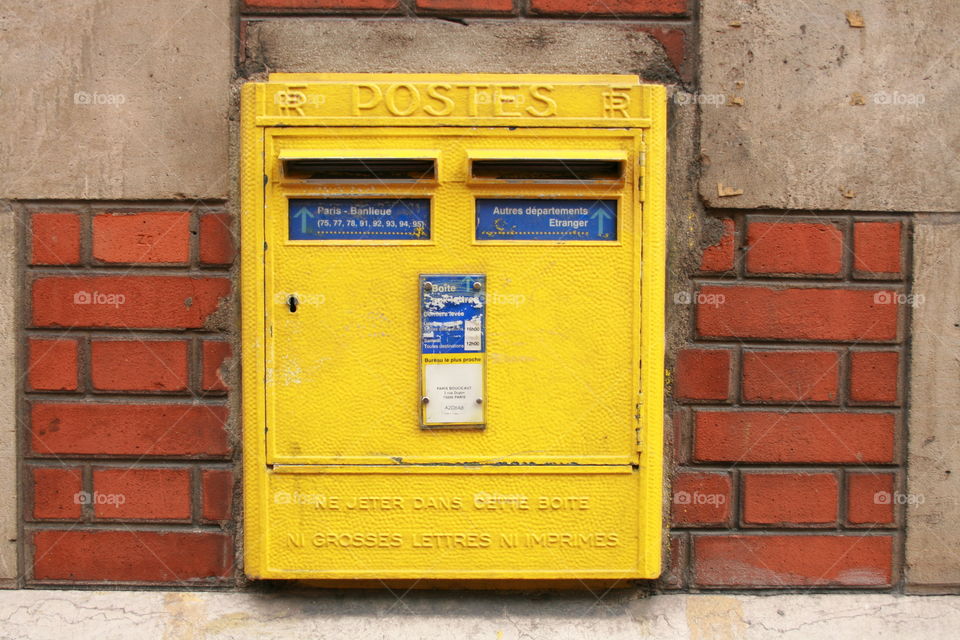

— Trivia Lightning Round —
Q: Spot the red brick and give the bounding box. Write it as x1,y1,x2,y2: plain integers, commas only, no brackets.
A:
696,286,899,342
672,471,731,527
93,212,189,264
847,472,896,525
699,218,735,272
693,535,892,587
638,27,687,80
32,276,230,329
850,350,899,404
92,468,191,520
199,213,236,265
31,213,81,265
245,0,399,9
694,411,895,464
742,350,839,403
674,349,731,402
417,0,514,12
854,221,901,275
746,222,842,275
201,469,234,522
31,467,82,520
91,340,188,392
28,338,79,391
32,530,233,582
201,341,232,392
531,0,686,16
660,533,687,589
742,472,838,526
31,403,230,457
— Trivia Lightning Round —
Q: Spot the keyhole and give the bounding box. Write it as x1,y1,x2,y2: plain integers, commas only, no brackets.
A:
287,295,298,313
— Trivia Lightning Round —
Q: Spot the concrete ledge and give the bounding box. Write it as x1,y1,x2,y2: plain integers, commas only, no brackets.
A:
0,591,959,638
245,19,677,79
0,207,15,588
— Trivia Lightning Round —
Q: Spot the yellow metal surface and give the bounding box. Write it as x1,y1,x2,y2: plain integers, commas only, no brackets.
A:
241,74,666,581
257,73,653,128
266,467,637,579
265,128,637,464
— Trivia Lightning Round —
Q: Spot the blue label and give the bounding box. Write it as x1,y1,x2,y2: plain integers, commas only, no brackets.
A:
475,199,617,241
289,198,430,240
421,275,486,354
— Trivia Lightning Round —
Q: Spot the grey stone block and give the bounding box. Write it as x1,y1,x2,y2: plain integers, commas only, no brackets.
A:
0,0,233,200
699,0,960,211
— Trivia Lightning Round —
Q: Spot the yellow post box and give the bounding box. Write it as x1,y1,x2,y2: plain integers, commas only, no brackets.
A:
240,73,666,582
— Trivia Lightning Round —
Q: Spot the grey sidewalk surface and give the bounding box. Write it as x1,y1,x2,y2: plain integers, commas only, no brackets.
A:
0,590,958,639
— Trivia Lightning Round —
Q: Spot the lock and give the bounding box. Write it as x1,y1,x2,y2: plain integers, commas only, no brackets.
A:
241,73,667,582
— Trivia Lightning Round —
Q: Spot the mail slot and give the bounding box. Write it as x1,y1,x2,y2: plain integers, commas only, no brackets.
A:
240,73,666,582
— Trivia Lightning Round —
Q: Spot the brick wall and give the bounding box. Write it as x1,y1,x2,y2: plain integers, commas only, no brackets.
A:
666,213,907,589
25,205,236,585
19,161,911,590
13,1,916,592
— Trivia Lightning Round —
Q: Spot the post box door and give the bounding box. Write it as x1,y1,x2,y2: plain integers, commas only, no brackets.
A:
263,127,642,466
